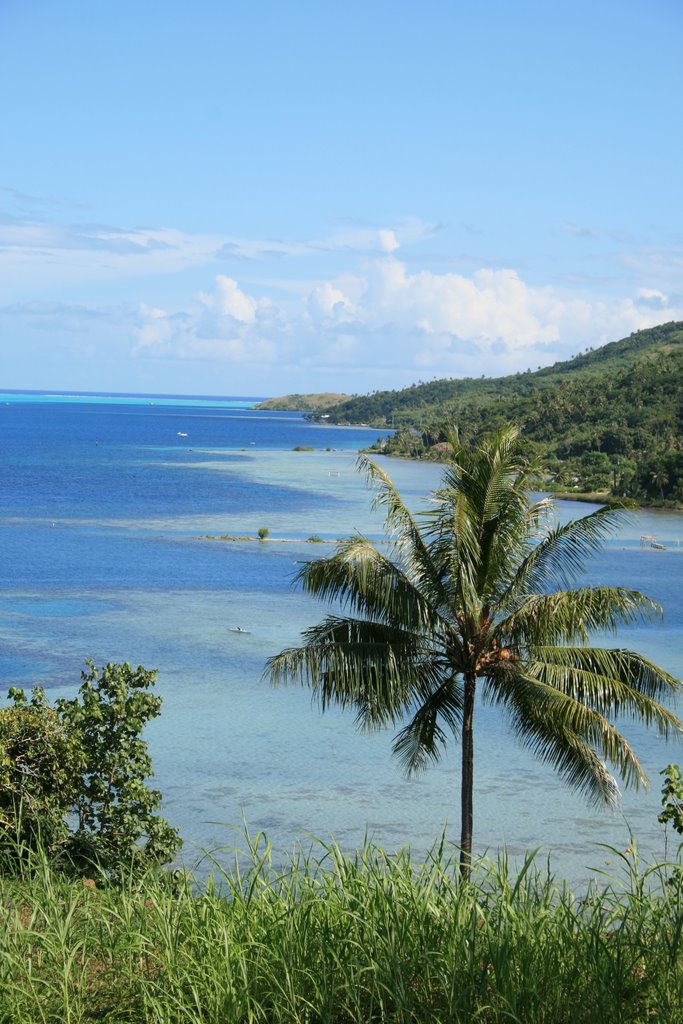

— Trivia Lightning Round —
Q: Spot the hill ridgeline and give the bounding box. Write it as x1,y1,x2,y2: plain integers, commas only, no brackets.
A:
266,322,683,504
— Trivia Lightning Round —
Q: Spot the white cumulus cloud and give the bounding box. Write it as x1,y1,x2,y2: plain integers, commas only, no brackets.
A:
128,257,683,382
308,281,357,322
198,275,260,324
362,261,560,350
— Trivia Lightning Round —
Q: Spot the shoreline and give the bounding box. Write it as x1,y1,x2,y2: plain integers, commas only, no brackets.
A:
368,452,683,512
551,490,683,512
197,534,337,544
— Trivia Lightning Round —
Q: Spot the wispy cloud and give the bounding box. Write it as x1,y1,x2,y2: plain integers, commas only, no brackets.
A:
0,185,86,211
0,299,134,334
0,211,437,290
621,245,683,288
559,221,601,240
0,300,107,318
0,215,222,287
3,202,680,390
558,221,633,243
213,219,436,262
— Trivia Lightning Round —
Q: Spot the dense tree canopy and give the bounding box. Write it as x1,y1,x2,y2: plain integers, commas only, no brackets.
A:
311,322,683,503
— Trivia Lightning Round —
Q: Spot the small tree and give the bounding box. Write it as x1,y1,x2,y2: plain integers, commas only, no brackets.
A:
659,763,683,883
0,688,83,862
57,661,181,878
659,764,683,840
0,662,180,880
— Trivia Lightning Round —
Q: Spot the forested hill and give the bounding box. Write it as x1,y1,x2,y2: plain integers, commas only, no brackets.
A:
254,392,349,412
312,321,683,503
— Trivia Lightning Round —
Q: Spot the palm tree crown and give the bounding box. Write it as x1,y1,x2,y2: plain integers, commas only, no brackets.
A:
266,427,682,876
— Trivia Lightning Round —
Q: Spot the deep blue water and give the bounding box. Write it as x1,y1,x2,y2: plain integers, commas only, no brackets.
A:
1,392,682,886
0,401,369,524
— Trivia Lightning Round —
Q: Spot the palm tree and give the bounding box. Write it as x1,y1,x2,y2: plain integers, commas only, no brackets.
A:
649,469,669,500
266,428,682,877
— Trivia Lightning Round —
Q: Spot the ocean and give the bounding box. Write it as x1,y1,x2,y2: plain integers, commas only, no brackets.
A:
1,391,682,885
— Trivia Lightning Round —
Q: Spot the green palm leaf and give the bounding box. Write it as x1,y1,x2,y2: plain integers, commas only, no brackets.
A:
499,504,629,604
526,646,682,727
498,586,662,646
484,669,646,804
267,616,442,731
392,676,465,775
296,536,440,633
357,455,446,602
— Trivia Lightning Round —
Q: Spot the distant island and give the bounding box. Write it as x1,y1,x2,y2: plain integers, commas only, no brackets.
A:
254,393,349,412
260,322,683,507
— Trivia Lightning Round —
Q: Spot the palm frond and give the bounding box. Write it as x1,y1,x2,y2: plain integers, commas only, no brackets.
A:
391,676,465,776
356,456,447,605
498,587,663,646
295,536,442,632
428,426,537,605
525,645,682,734
485,670,647,804
483,495,554,599
479,426,535,523
265,616,442,732
424,489,479,609
499,504,629,605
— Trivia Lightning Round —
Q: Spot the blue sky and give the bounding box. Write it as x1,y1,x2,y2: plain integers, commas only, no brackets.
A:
1,0,681,397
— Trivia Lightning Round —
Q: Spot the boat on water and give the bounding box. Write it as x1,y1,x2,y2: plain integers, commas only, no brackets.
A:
640,534,667,550
231,627,251,634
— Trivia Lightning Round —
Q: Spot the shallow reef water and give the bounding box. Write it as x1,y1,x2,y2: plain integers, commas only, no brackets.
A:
1,393,682,886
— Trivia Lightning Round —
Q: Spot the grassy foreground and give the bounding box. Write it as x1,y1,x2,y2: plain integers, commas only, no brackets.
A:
1,837,682,1024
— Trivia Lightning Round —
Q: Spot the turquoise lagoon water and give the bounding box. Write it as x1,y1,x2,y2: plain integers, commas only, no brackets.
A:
1,391,682,885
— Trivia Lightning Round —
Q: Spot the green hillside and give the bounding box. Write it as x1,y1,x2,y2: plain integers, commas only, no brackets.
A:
254,392,349,412
312,321,683,504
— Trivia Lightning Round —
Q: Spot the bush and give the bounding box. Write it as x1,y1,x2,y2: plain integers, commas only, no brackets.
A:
0,662,180,880
0,690,82,861
257,526,269,540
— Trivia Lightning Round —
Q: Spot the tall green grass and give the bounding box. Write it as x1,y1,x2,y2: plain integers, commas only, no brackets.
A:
1,834,682,1023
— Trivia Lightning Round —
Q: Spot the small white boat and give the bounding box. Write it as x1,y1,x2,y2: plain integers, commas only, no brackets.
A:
177,432,188,437
231,627,251,634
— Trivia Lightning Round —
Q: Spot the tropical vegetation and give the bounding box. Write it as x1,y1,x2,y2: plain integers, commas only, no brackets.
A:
3,425,683,1021
0,661,180,881
1,834,683,1023
308,321,683,503
267,428,682,876
254,392,349,412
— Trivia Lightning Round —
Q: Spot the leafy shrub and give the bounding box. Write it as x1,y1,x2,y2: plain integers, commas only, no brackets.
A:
0,689,82,861
0,661,180,880
659,763,683,837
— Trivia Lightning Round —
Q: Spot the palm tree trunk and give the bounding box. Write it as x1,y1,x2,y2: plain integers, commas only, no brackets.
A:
459,673,476,879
